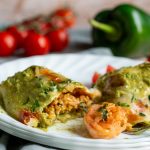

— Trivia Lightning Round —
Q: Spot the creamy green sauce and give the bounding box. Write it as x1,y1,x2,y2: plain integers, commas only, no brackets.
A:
96,63,150,106
1,66,75,113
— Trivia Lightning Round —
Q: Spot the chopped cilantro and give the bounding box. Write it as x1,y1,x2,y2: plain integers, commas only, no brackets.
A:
42,80,67,93
49,85,58,91
61,79,72,84
49,81,55,86
57,79,72,91
139,113,146,117
98,104,108,121
125,73,130,78
31,100,40,112
79,102,87,112
49,81,58,91
40,88,50,96
117,102,130,107
124,73,136,79
57,86,64,91
131,94,135,103
44,90,49,94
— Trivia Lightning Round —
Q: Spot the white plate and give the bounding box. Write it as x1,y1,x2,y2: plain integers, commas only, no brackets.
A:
0,54,149,150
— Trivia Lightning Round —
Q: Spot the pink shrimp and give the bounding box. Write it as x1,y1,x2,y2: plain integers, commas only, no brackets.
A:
84,102,128,139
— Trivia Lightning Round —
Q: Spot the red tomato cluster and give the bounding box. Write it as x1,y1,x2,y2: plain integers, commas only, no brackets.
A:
0,8,75,57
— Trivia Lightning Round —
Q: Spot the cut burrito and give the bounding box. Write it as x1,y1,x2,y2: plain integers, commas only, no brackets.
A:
0,66,93,128
96,63,150,134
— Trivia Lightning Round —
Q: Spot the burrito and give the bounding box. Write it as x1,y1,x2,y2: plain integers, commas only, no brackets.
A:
0,66,93,128
96,63,150,134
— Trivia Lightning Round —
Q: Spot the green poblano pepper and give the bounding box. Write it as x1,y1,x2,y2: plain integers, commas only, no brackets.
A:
91,4,150,57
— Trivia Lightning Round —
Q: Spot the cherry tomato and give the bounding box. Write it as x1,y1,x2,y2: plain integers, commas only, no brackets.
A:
7,26,28,48
106,65,116,73
24,32,50,56
50,16,66,29
0,32,16,56
92,72,100,84
25,21,52,35
46,28,68,52
52,8,76,28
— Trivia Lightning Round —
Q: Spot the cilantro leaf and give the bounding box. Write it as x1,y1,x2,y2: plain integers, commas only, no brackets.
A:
98,104,108,121
31,100,40,112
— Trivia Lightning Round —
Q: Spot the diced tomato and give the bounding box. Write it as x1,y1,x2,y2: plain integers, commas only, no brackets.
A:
106,65,116,73
92,72,100,84
20,110,39,127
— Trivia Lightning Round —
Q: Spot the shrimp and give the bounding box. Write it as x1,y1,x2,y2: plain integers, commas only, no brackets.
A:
84,102,128,139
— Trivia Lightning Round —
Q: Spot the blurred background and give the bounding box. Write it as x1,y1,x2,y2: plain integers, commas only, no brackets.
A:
1,0,150,28
0,0,150,58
